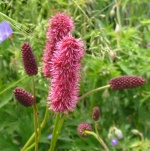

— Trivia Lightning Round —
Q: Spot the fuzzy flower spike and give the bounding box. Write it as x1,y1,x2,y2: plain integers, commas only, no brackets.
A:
42,13,74,77
47,36,84,113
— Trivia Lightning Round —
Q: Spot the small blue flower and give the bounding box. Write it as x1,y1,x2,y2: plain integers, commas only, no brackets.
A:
147,43,150,47
0,21,13,43
110,138,118,146
47,134,52,139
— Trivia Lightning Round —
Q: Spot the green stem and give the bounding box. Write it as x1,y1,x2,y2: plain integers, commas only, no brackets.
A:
85,130,109,151
94,122,110,151
116,0,121,50
25,143,35,151
116,0,121,28
48,113,67,151
21,106,49,151
49,113,60,151
32,76,39,151
0,75,28,95
89,78,97,113
33,104,38,151
78,85,110,101
55,114,67,141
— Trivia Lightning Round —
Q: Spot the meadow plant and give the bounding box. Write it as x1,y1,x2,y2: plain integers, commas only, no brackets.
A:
12,12,146,151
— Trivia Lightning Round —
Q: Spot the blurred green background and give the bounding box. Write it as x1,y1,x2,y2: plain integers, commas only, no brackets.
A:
0,0,150,150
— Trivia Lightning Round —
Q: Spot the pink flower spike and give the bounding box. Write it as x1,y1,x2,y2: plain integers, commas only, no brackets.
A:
42,13,74,77
47,36,84,113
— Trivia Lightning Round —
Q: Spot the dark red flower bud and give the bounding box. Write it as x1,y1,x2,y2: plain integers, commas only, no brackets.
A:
92,106,100,121
21,43,38,76
109,76,145,90
77,122,92,138
14,87,35,107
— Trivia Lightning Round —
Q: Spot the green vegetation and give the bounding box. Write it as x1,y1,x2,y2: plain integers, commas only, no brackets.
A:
0,0,150,150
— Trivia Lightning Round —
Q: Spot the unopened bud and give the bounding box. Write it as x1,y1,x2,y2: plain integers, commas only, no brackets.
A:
92,106,100,121
21,43,38,76
110,9,115,17
131,129,140,135
14,87,35,107
114,128,123,139
109,76,145,90
115,24,120,34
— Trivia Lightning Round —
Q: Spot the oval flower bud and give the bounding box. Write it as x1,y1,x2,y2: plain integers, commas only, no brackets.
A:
77,122,92,138
14,87,35,107
114,128,123,139
92,106,100,121
21,43,38,76
109,76,145,90
131,129,140,135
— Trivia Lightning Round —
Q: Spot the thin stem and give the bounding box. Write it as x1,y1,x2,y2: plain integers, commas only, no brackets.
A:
55,114,67,141
78,85,110,101
21,106,49,151
25,143,35,151
33,105,38,151
118,141,126,151
139,132,144,141
116,0,121,28
0,75,28,95
48,113,67,151
32,76,38,151
49,113,60,151
94,122,110,151
115,0,121,50
85,131,109,151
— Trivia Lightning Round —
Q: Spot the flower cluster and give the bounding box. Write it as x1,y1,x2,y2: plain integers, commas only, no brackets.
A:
43,13,84,113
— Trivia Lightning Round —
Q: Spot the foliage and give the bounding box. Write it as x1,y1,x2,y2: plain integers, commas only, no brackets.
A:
0,0,150,150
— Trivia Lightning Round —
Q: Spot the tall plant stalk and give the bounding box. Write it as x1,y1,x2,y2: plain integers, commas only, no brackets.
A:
32,76,39,151
48,113,66,151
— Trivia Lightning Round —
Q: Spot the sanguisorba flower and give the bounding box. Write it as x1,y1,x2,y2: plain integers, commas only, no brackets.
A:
92,106,100,121
47,36,84,113
42,13,74,77
21,43,38,76
77,122,92,138
109,76,145,90
14,87,35,107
